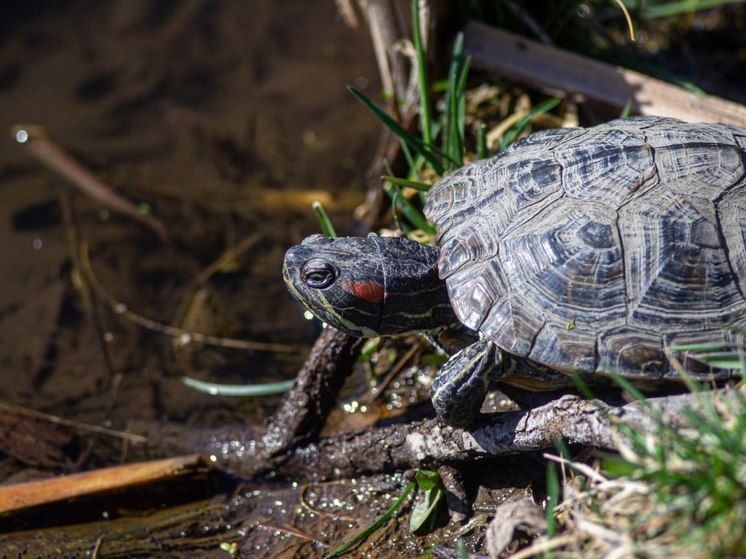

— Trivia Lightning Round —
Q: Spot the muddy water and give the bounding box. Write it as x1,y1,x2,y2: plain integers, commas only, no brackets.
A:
0,1,394,554
0,2,380,426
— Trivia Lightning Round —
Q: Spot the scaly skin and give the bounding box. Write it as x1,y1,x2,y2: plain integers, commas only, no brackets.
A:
283,233,502,427
283,234,457,336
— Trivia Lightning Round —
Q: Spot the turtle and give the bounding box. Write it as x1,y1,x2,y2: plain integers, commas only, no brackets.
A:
283,116,746,428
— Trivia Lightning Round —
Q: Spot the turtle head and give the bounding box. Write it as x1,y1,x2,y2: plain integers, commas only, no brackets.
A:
283,234,457,337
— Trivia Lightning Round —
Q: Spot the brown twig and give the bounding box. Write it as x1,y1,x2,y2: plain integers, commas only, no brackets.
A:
262,327,364,458
77,241,298,353
368,341,422,401
357,0,410,106
172,232,262,329
0,401,146,444
59,193,119,384
335,0,359,27
11,124,170,241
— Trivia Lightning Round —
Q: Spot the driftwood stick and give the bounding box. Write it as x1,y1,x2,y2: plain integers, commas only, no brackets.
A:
464,22,746,126
0,454,208,515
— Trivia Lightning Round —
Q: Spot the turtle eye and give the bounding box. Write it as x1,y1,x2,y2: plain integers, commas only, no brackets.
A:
301,259,337,289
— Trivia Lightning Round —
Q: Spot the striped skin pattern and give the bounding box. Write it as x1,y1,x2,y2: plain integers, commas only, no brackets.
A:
283,234,458,337
426,116,746,384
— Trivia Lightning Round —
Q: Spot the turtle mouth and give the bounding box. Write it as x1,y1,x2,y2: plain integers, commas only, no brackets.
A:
282,245,311,301
282,245,347,330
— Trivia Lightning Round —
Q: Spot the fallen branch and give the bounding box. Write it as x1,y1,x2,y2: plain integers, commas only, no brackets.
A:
464,22,746,126
201,388,743,480
259,327,362,458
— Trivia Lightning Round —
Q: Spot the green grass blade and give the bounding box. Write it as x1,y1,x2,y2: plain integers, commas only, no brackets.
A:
619,100,633,118
326,480,416,558
384,182,436,235
182,376,294,397
476,123,487,159
607,370,648,403
358,337,381,362
545,463,560,541
688,353,746,369
672,338,746,378
569,371,596,400
638,0,746,19
389,189,407,233
398,141,416,175
500,97,561,150
312,201,337,237
411,0,433,148
382,175,431,192
443,32,468,165
349,86,445,174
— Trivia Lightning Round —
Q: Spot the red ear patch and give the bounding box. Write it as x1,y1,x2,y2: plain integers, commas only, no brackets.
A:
340,280,385,303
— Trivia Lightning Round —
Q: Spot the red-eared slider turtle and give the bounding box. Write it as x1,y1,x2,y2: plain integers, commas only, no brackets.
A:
283,116,746,427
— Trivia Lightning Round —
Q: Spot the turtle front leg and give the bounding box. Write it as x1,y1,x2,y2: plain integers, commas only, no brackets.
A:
430,338,503,427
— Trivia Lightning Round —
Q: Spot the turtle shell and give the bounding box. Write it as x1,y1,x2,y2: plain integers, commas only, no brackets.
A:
424,116,746,381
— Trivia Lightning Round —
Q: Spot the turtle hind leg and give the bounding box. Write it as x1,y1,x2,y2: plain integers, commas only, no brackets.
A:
430,338,503,428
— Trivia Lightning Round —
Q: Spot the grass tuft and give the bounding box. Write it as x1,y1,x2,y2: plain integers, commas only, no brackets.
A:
534,385,746,558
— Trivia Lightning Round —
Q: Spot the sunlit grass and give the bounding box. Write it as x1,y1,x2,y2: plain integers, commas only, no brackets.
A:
533,349,746,558
537,390,746,558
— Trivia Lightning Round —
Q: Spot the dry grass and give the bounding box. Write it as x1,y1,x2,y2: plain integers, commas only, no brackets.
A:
516,388,746,559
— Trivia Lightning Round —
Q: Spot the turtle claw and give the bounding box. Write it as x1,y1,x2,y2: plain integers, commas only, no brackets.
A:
431,338,503,428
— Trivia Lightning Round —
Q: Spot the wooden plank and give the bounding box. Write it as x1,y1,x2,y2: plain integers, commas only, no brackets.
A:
464,22,746,126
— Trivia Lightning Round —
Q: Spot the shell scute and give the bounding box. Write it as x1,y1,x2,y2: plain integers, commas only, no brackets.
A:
719,184,746,298
554,132,657,205
427,117,746,377
528,321,597,372
500,201,627,316
444,259,507,331
620,190,743,326
437,215,502,278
